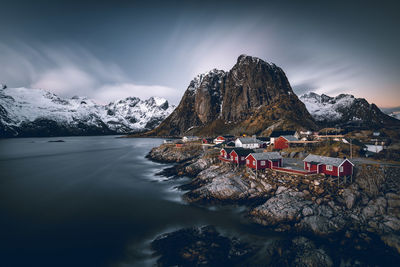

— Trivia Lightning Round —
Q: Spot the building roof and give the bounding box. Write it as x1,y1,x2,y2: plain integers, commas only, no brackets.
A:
269,130,296,138
221,147,234,154
226,141,236,147
303,154,353,167
230,148,254,156
280,135,299,142
236,137,260,144
247,152,282,160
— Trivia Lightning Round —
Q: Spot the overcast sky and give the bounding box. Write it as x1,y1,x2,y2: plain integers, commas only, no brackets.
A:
0,0,399,107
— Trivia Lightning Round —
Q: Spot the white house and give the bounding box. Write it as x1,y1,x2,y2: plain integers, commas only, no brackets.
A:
182,136,199,142
235,137,260,149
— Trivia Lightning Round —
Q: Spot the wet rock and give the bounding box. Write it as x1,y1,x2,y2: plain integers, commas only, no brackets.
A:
147,143,203,163
298,215,346,236
151,225,254,266
341,188,358,209
267,236,333,267
381,234,400,254
362,197,387,219
250,190,311,226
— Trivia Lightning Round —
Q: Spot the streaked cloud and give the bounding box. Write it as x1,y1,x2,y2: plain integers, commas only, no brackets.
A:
0,42,180,104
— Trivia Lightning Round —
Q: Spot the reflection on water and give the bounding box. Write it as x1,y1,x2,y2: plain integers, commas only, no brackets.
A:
0,136,277,267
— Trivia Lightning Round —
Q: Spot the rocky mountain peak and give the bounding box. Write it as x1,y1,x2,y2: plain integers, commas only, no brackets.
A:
148,55,316,136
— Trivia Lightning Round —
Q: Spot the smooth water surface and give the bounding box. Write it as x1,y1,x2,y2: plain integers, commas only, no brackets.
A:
0,136,274,267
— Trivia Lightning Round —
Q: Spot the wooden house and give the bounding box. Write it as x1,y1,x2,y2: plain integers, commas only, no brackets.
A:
274,135,299,150
246,152,283,170
235,137,260,149
303,154,354,177
182,136,199,142
269,130,297,144
229,148,254,165
214,135,235,144
219,147,234,162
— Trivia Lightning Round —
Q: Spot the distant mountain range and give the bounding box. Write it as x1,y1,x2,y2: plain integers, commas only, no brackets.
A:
1,55,399,138
146,55,316,137
0,85,175,137
299,92,399,128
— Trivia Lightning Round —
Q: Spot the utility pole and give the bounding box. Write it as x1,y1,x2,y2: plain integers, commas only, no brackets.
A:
350,138,353,159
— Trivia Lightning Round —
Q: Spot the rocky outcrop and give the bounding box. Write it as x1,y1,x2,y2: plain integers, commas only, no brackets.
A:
147,55,316,137
266,236,333,267
179,154,400,242
151,225,254,266
149,141,400,259
146,143,204,164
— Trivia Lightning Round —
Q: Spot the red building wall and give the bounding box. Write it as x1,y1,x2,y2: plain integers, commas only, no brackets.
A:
322,164,339,176
220,149,230,159
230,151,247,164
246,155,278,169
304,162,319,172
271,159,282,167
246,155,257,169
230,151,238,163
274,137,289,150
339,160,353,176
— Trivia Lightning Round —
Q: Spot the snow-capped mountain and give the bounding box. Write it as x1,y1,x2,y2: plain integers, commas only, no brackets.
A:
300,92,399,127
0,85,175,137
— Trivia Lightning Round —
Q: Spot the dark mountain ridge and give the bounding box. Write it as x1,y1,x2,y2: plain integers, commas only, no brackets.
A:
147,55,317,137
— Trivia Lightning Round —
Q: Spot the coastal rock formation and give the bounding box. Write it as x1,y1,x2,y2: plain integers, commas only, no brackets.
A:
266,236,333,267
149,142,400,258
151,225,254,266
146,143,204,164
147,55,316,136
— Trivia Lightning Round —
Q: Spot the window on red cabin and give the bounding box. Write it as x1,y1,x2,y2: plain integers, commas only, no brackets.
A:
246,159,249,164
326,165,333,171
261,161,265,166
253,160,256,165
340,166,343,172
241,157,244,160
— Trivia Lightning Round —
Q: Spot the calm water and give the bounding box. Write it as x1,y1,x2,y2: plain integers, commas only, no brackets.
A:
0,136,275,267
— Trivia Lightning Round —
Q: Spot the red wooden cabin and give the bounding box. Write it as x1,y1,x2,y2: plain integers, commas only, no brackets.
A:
303,154,354,177
245,152,282,170
219,148,234,162
229,148,254,165
274,135,299,150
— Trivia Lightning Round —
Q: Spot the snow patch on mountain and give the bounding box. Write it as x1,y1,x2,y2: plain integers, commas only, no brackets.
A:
187,69,226,93
300,92,355,121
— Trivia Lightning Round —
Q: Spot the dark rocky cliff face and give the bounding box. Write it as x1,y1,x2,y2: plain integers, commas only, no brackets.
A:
149,55,316,136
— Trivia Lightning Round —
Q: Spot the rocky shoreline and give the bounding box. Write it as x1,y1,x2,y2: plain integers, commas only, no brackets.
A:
147,143,400,264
